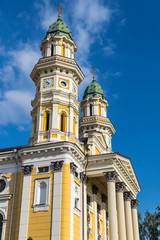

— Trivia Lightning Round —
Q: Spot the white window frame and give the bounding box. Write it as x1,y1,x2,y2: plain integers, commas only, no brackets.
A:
74,182,80,216
33,178,50,212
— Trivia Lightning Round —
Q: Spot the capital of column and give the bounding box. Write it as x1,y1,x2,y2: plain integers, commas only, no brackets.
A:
22,165,34,175
92,185,99,195
51,161,64,171
116,182,126,192
70,162,77,174
131,199,139,209
101,194,107,203
80,172,87,183
124,191,133,201
105,171,118,182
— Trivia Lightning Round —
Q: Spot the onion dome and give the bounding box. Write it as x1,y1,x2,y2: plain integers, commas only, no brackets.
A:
45,18,73,41
83,79,106,100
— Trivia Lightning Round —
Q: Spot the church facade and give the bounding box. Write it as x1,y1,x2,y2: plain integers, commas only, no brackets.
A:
0,9,140,240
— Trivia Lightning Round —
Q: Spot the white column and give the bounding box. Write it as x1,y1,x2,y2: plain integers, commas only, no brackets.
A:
92,185,99,239
105,171,118,240
116,182,126,240
18,165,33,240
69,108,73,133
101,194,107,240
124,191,134,240
131,199,140,240
86,104,90,116
51,161,64,240
52,104,58,129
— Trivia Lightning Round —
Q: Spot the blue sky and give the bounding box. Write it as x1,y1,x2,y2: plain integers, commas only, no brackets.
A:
0,0,160,216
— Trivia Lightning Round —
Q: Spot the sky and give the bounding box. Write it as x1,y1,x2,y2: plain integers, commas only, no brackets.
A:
0,0,160,216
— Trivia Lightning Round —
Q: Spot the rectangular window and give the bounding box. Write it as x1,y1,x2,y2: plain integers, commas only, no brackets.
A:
38,166,49,173
33,178,50,212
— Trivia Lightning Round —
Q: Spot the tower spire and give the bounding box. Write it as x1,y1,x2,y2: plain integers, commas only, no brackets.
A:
58,3,62,19
93,66,95,80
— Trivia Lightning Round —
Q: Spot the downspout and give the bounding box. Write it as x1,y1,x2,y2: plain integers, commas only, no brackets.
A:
9,148,18,240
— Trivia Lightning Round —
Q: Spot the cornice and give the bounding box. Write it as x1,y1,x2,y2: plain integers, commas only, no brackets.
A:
86,152,140,195
18,141,85,166
30,55,85,85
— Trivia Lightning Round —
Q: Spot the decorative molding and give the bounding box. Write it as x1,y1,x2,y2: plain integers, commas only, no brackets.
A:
124,191,132,201
70,162,77,174
0,194,12,201
51,161,64,171
101,194,107,203
116,182,126,192
22,165,34,175
131,199,139,209
105,171,118,182
92,185,99,195
80,172,87,183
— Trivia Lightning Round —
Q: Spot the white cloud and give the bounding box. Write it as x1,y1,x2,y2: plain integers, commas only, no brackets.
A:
104,40,116,57
0,90,33,125
112,94,118,99
119,18,126,27
8,43,41,76
0,42,41,89
112,72,122,77
34,0,57,30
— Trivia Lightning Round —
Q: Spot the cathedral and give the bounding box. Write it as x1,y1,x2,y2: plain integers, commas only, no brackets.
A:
0,6,141,240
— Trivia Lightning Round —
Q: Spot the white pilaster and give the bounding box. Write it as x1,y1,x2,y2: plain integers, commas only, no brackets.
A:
51,161,63,240
18,166,33,240
70,167,74,240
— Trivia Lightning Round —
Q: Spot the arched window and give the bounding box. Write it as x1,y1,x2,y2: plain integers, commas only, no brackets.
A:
60,112,67,132
39,182,47,205
43,111,50,131
51,45,54,56
98,104,101,116
34,116,37,133
0,213,3,240
61,44,65,57
90,104,93,116
73,117,76,135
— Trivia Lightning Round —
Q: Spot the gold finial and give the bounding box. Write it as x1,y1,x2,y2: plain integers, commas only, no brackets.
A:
58,3,62,19
93,66,95,80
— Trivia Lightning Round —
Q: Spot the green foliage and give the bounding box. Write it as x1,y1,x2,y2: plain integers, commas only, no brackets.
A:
139,206,160,240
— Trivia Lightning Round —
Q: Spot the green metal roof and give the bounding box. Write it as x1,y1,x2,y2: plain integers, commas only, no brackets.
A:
83,79,106,100
45,18,73,41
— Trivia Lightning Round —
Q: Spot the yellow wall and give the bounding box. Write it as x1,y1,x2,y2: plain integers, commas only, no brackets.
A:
27,168,53,240
60,164,70,240
4,171,23,240
61,45,65,56
73,214,80,240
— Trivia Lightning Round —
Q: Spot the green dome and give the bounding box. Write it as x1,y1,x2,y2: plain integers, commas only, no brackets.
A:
45,18,73,41
83,79,106,100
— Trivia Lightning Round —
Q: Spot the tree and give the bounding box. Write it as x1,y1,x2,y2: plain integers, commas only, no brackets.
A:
139,206,160,240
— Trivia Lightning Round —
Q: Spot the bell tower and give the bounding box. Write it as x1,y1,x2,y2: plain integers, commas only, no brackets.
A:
29,6,84,145
79,67,115,154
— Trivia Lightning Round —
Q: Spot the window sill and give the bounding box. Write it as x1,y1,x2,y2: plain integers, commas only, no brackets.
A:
33,204,49,212
74,207,81,216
